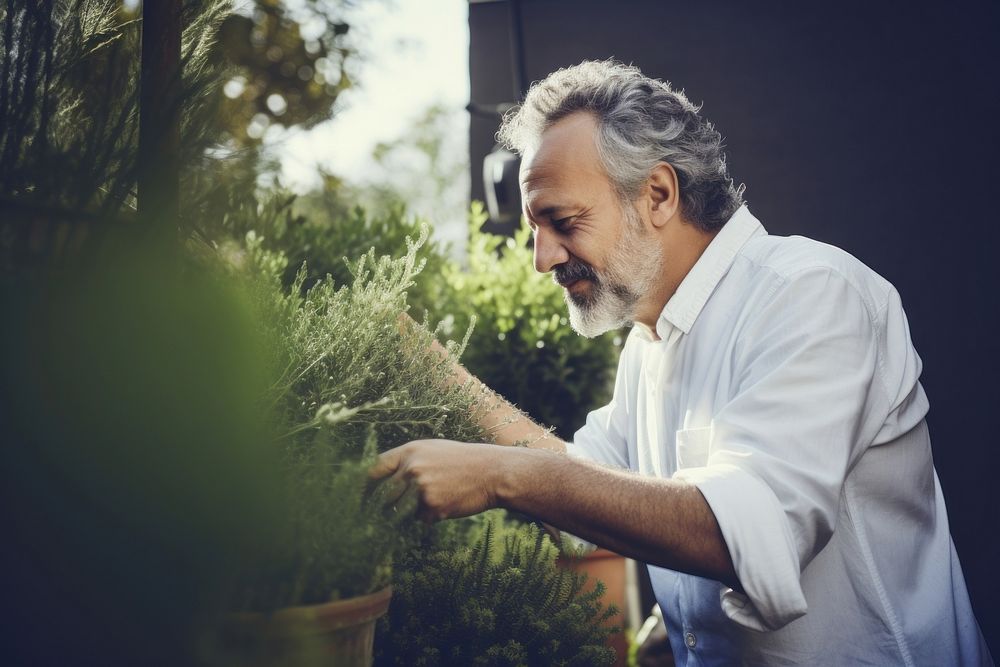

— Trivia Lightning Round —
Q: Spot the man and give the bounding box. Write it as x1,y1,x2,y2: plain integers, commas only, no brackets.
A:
370,60,992,665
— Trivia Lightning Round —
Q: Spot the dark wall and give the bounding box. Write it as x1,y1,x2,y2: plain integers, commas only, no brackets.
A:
470,0,1000,652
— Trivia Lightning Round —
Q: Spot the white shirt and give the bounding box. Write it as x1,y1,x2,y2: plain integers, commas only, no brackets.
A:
570,206,992,666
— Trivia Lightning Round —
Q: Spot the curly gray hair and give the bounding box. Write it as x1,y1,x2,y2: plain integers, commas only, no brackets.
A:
497,60,743,232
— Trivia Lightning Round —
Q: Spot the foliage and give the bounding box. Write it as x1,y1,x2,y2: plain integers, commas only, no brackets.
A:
224,213,622,660
215,0,358,145
0,236,286,664
446,204,622,439
375,514,619,666
0,0,229,215
240,182,454,320
0,0,369,220
245,225,488,455
231,227,496,608
1,4,624,662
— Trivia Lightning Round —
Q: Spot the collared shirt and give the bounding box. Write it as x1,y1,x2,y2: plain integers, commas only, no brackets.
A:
570,206,992,666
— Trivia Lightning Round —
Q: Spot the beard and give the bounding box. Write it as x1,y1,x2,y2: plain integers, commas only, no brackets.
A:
554,204,663,338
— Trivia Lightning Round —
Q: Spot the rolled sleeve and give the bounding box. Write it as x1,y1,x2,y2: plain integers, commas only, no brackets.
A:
676,463,807,630
674,267,893,631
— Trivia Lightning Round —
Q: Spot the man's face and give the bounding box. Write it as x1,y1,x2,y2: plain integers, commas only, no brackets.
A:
520,112,663,337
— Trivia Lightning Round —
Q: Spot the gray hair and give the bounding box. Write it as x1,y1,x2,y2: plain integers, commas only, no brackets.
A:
497,60,743,232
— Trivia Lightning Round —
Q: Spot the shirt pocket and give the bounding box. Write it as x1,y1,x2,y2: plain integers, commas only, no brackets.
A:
675,425,712,470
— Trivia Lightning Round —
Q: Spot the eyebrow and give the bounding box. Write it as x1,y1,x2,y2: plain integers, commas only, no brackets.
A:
527,204,570,221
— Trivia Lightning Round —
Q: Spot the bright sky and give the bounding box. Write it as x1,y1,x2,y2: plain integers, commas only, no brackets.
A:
268,0,470,193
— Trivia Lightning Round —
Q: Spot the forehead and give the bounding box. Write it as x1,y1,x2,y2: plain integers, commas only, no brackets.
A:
519,112,609,208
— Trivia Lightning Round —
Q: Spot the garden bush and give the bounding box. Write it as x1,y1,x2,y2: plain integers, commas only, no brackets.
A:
226,183,453,319
0,236,287,664
0,0,230,216
376,514,618,666
231,227,493,609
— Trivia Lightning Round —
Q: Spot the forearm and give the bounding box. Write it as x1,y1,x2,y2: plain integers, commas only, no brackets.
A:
448,360,565,451
413,315,564,451
497,447,739,589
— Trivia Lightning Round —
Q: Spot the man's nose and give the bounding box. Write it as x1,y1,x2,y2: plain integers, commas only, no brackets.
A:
533,227,570,274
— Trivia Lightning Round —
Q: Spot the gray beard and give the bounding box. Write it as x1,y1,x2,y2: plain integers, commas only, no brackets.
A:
565,206,663,338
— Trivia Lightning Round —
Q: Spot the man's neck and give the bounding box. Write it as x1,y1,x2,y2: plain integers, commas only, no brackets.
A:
633,223,720,338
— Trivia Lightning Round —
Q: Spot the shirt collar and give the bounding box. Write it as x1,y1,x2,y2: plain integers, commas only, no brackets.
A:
645,205,766,340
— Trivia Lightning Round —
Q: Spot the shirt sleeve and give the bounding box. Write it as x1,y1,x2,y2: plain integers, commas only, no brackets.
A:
674,267,894,631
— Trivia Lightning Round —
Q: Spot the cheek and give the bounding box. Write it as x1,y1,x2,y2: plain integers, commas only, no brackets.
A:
573,232,616,270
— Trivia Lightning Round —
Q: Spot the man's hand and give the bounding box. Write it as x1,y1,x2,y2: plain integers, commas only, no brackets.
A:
369,438,739,589
369,439,509,522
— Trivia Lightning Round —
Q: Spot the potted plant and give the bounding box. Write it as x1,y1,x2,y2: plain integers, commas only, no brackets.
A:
219,431,404,667
216,229,493,665
218,195,632,664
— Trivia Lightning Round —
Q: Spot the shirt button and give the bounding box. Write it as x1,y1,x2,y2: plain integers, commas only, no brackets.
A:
685,632,697,649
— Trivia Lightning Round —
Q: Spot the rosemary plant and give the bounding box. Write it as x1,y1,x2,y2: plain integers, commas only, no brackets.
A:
233,227,496,610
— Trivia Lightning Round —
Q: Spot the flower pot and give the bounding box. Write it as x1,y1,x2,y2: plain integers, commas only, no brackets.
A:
222,585,393,667
559,548,630,667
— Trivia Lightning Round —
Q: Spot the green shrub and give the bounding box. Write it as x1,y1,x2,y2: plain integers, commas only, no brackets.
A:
232,222,622,663
0,236,286,663
233,227,494,609
221,183,452,318
375,513,619,666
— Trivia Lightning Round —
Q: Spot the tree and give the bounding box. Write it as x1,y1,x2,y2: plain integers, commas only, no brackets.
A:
215,0,362,146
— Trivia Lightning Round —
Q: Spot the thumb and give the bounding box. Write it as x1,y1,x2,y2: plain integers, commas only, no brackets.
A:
368,446,403,480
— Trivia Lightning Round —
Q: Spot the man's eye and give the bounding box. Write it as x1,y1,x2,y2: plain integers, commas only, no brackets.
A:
552,216,573,229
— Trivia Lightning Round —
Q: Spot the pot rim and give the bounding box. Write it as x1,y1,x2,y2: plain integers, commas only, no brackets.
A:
228,585,393,637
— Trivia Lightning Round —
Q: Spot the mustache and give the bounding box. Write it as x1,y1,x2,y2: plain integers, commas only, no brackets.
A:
553,257,599,287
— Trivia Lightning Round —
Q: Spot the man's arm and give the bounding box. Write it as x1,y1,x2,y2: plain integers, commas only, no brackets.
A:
390,316,735,585
500,445,739,588
370,439,740,590
446,357,566,451
409,312,564,451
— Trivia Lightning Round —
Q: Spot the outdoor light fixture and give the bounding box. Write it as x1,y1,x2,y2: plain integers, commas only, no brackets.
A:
483,145,521,224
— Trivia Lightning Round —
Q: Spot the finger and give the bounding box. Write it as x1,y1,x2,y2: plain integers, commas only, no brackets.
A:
392,483,420,518
368,446,402,480
368,468,410,509
382,469,411,505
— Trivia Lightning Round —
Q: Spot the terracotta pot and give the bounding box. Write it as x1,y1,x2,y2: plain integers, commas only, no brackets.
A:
559,548,629,667
222,585,393,667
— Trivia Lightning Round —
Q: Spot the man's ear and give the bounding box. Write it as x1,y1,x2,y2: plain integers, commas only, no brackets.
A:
646,162,680,229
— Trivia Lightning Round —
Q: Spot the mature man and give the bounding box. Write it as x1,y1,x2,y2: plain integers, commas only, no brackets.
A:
370,61,991,665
